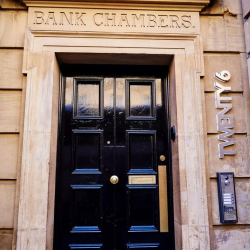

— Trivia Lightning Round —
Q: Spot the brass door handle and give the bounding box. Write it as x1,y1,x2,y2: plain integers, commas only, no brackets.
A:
110,175,119,184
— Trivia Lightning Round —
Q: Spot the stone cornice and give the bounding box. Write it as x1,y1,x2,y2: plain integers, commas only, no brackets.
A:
20,0,210,11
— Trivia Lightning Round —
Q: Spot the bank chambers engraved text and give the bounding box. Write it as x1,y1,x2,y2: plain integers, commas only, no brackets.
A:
33,11,194,29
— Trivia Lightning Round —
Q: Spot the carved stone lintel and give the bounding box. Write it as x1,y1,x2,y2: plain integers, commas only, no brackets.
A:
21,0,210,12
29,8,200,35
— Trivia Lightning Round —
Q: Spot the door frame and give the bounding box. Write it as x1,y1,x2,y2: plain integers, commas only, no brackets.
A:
17,18,211,250
53,66,175,249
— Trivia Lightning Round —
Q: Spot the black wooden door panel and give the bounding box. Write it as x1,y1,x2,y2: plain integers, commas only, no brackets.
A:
127,185,158,232
70,185,103,233
72,130,103,174
127,131,157,174
127,244,160,249
54,66,172,250
69,244,103,249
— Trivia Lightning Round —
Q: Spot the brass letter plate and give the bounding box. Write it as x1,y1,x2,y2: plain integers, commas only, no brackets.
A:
158,165,168,232
128,175,156,185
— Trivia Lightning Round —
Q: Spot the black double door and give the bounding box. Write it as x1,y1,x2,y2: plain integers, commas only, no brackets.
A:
54,65,173,250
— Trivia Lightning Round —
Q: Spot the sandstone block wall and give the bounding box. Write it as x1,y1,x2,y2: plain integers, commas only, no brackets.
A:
0,1,27,249
242,0,250,93
0,0,250,249
201,0,250,249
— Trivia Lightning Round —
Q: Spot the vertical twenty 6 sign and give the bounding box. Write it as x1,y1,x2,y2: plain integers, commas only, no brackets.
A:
214,70,236,159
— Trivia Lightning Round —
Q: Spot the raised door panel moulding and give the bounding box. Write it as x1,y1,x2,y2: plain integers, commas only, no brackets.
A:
22,0,210,11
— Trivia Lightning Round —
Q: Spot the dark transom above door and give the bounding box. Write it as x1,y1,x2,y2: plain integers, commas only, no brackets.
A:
54,65,173,250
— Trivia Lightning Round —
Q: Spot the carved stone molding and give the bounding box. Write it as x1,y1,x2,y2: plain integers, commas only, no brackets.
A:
29,8,200,34
16,17,211,248
20,0,210,11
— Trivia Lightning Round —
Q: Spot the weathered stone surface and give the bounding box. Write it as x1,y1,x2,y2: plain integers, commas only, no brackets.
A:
225,15,245,52
201,16,226,51
17,53,58,250
0,233,13,250
0,182,15,228
204,54,243,92
201,15,245,52
0,0,27,9
201,0,242,15
0,134,19,179
211,179,250,224
0,91,22,133
0,50,23,89
240,53,250,94
205,94,246,133
201,0,224,14
242,0,250,18
0,11,27,47
235,180,250,224
240,54,250,135
214,226,250,249
248,58,250,90
223,0,242,14
17,228,46,250
244,18,250,54
208,137,250,177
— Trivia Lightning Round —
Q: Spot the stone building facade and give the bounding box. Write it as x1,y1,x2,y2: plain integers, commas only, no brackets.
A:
0,0,249,249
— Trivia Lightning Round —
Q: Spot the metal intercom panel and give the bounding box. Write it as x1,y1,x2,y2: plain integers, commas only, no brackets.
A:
217,172,238,223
